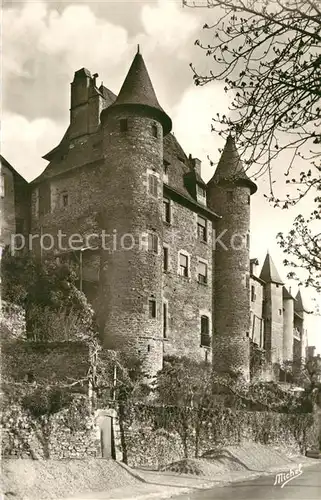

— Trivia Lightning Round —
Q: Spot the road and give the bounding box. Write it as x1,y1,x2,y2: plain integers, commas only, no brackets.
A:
175,463,321,500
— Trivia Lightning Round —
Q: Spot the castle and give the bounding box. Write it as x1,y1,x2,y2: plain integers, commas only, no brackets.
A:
0,49,310,380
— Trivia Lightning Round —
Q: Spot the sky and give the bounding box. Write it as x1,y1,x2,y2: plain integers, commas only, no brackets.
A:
2,0,320,352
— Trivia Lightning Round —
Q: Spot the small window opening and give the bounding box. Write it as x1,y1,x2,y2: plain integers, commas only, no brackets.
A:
149,299,156,319
149,174,158,197
62,193,69,207
120,119,128,132
148,233,158,254
152,124,158,138
163,246,169,271
163,198,170,223
163,302,168,338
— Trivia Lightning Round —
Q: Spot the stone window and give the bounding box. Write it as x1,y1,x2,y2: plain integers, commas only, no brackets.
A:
248,195,251,204
119,119,128,132
61,192,69,207
163,301,168,338
246,233,250,248
178,253,189,277
149,174,158,197
201,316,210,347
0,174,5,197
278,309,282,315
148,299,156,319
163,246,169,271
151,124,158,138
251,285,256,302
197,215,207,242
198,261,208,284
163,198,171,223
227,191,234,202
148,233,158,254
24,371,35,383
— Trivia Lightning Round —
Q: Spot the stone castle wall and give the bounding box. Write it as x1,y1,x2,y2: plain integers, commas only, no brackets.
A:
163,199,213,362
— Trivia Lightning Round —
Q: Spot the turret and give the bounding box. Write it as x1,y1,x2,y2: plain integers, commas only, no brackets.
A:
259,253,284,367
294,289,310,364
207,135,257,381
98,48,172,378
282,287,295,362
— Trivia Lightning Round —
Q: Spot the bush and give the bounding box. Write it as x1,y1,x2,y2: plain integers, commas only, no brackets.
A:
22,387,72,418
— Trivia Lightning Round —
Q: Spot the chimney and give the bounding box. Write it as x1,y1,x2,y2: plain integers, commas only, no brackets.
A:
191,157,201,177
70,68,92,139
250,258,259,276
92,73,99,87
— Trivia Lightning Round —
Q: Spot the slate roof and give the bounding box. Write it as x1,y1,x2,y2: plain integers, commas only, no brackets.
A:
106,49,172,135
295,290,311,313
283,286,295,300
208,135,257,194
31,53,208,212
259,253,284,284
0,155,29,183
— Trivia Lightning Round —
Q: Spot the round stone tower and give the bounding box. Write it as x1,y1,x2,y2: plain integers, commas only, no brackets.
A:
283,287,295,362
98,48,172,378
207,136,257,381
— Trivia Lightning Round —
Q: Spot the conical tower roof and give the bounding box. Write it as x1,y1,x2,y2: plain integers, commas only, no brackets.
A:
259,253,284,284
295,289,311,313
283,286,295,300
208,135,257,194
105,48,172,135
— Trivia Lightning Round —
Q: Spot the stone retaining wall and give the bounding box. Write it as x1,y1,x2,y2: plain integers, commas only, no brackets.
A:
120,404,319,468
1,397,100,459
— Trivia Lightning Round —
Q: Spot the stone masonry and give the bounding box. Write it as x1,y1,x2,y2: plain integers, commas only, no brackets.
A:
3,48,311,380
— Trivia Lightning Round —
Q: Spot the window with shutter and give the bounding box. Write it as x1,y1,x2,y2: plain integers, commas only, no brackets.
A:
198,261,208,284
179,253,188,277
201,316,210,347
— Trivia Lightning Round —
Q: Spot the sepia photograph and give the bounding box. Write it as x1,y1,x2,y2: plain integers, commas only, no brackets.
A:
1,1,321,499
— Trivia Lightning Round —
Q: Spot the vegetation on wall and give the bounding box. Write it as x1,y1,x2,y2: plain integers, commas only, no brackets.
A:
1,249,95,341
149,356,319,458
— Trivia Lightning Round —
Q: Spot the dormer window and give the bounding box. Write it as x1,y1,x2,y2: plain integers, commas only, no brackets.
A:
196,184,206,205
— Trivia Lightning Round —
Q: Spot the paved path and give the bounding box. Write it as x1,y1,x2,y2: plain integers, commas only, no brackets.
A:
175,462,321,500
